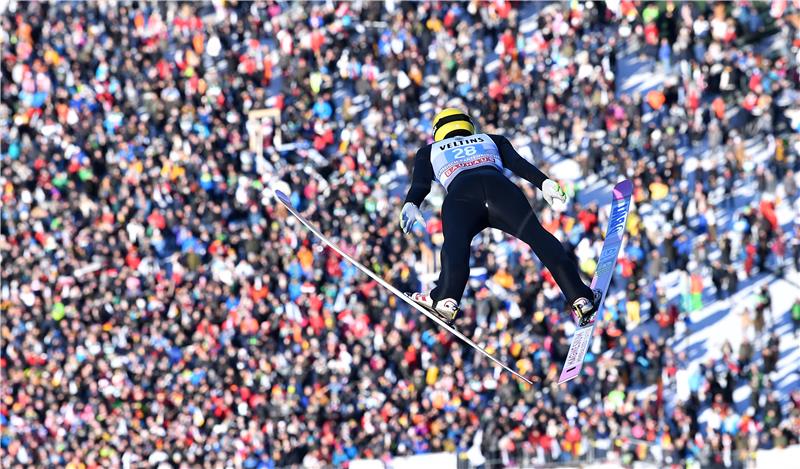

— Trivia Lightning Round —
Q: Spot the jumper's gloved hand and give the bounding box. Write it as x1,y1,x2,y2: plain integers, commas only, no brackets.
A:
542,179,568,209
400,202,425,234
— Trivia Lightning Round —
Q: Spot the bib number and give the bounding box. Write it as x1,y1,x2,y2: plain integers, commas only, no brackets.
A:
451,146,477,159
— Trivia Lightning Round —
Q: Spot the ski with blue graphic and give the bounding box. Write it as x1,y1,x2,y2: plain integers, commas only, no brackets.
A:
558,180,632,384
272,189,536,385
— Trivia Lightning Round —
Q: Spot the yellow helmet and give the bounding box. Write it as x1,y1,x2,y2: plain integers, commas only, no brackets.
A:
432,108,475,142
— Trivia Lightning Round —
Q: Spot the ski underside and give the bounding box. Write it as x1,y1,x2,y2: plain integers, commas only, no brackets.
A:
558,179,632,383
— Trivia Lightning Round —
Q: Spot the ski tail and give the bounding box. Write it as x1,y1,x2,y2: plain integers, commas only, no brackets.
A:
273,190,536,385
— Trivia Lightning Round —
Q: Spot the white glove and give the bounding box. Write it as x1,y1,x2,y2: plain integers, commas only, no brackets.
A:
542,179,568,209
400,202,424,234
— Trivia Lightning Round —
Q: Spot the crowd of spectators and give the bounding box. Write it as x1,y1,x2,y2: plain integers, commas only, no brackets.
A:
2,1,799,468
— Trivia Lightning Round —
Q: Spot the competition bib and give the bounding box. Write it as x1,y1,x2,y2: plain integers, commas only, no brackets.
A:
430,133,503,190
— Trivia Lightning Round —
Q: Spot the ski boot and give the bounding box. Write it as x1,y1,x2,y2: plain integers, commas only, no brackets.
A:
571,289,603,327
406,292,459,326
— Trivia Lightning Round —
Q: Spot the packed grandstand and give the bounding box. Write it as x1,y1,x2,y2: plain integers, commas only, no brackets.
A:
2,1,799,468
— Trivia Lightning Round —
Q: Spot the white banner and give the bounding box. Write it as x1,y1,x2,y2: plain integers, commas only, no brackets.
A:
383,452,457,469
756,444,800,468
350,459,384,469
350,452,458,469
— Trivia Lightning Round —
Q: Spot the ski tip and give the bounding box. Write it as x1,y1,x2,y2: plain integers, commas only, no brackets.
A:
613,179,633,196
273,189,290,203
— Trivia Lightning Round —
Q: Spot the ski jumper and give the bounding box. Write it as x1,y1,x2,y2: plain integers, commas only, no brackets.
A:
404,133,593,305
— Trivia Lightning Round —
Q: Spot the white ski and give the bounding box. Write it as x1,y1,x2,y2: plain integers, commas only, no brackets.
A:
273,189,535,385
558,180,632,383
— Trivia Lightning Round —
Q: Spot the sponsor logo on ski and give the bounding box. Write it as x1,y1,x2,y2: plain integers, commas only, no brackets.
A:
595,199,628,276
607,199,628,238
595,241,621,276
564,328,592,371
